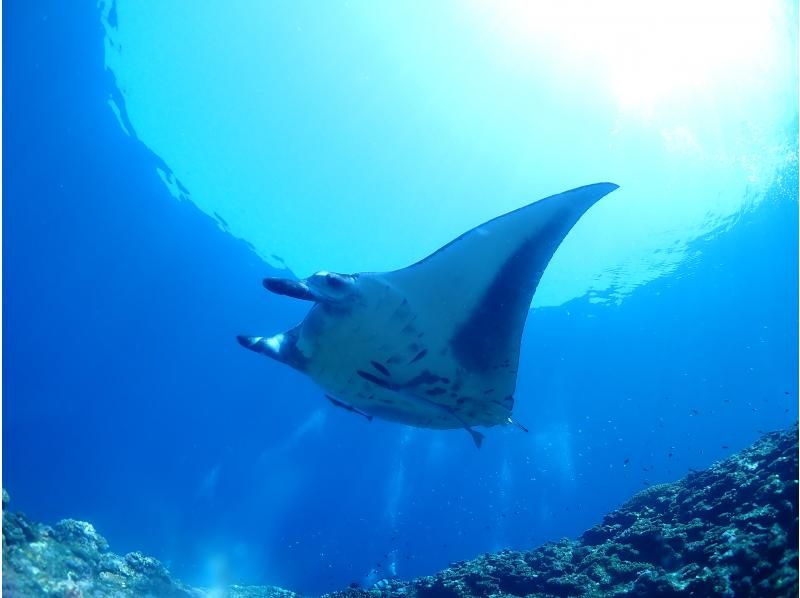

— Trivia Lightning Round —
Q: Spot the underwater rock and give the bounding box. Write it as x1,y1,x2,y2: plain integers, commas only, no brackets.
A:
1,494,296,598
2,501,201,597
3,426,797,597
325,425,798,598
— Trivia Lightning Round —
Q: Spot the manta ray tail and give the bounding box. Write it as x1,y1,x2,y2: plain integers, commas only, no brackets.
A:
468,428,485,449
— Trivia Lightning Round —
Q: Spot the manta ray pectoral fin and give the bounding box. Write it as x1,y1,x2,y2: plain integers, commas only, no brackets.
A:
383,182,619,376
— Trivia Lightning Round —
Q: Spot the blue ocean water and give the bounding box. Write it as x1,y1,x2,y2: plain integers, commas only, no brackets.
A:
3,1,798,595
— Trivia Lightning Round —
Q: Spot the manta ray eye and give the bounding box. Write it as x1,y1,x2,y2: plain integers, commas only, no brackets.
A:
325,273,345,288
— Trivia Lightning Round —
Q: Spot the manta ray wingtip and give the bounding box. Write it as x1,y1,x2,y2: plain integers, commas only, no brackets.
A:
580,181,619,194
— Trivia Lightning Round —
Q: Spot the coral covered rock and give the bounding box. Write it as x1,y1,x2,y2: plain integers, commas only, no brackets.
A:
1,496,294,597
326,426,798,598
3,426,797,597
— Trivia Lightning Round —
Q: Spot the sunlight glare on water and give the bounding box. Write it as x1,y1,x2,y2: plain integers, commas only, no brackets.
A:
102,0,796,305
472,0,782,116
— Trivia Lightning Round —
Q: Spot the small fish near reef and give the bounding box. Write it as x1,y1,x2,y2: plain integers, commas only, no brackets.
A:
239,183,618,447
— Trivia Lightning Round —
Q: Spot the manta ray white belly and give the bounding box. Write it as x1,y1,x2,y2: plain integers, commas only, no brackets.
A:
295,274,515,429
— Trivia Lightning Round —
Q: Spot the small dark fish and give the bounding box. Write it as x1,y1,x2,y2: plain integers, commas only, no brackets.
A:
508,418,529,433
623,458,630,465
213,212,229,228
325,395,373,421
785,391,790,395
721,445,729,449
690,409,699,415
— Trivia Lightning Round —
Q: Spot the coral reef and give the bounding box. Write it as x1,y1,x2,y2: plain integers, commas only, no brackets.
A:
1,490,297,598
3,427,797,597
339,426,797,598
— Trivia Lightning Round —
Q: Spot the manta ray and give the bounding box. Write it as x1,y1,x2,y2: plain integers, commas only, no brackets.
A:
238,183,618,447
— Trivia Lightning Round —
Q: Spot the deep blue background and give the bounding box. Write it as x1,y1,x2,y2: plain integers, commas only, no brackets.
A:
4,2,797,594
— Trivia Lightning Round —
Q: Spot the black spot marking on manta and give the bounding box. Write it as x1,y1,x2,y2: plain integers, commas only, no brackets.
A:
370,361,391,377
407,342,420,352
450,209,573,372
483,388,495,394
358,369,448,393
403,370,449,389
456,398,467,405
356,370,396,390
410,349,428,364
402,324,416,334
425,388,447,396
